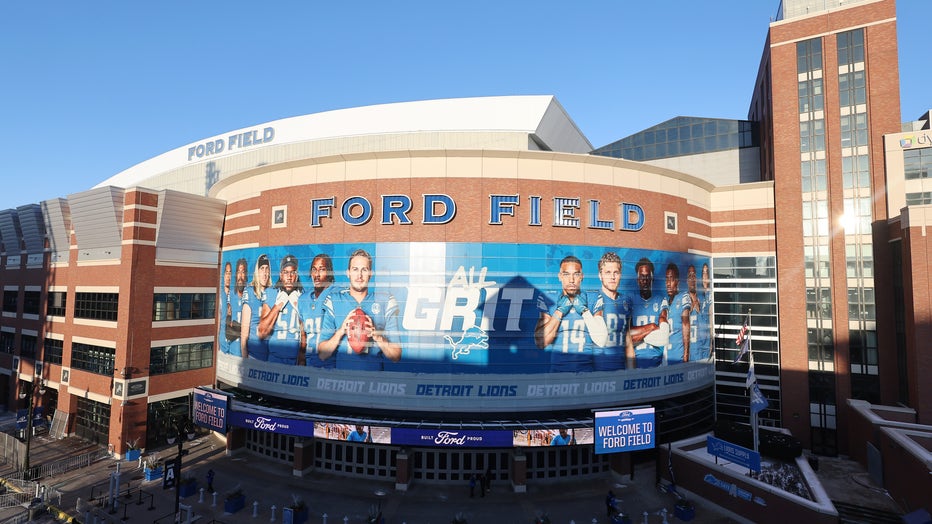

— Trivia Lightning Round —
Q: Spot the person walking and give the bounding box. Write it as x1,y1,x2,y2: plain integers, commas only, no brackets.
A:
605,490,618,518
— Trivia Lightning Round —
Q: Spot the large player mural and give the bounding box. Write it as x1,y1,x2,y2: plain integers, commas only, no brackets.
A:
218,242,713,373
215,242,715,412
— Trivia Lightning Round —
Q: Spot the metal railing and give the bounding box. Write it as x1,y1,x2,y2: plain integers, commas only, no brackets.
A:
6,446,107,482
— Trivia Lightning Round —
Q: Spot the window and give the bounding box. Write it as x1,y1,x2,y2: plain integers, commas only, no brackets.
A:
149,341,214,375
2,290,18,313
23,291,40,315
848,287,876,321
837,29,864,67
842,155,870,189
801,158,826,193
74,292,119,321
797,38,822,74
840,112,868,149
20,335,37,359
71,342,115,376
850,330,878,369
800,120,825,154
906,192,932,205
808,327,834,366
838,70,866,108
904,148,932,180
0,332,14,354
75,397,111,445
846,244,874,279
152,293,217,321
798,78,823,113
44,338,63,365
47,291,67,317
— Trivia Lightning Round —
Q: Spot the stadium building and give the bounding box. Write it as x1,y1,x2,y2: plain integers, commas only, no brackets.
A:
2,0,930,499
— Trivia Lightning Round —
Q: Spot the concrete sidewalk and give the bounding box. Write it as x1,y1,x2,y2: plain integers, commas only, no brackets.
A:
11,432,744,524
3,429,904,524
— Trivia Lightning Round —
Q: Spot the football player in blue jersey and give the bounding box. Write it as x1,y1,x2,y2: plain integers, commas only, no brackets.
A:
690,263,713,361
630,257,669,368
258,254,305,365
318,249,403,371
223,258,248,357
240,254,271,361
297,253,336,368
663,263,693,364
590,252,635,371
218,261,233,355
535,255,608,372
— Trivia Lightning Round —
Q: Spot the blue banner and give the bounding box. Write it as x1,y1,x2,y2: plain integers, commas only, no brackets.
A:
15,407,45,430
391,428,514,448
706,435,762,472
193,388,229,434
229,411,316,437
219,242,713,375
593,406,656,454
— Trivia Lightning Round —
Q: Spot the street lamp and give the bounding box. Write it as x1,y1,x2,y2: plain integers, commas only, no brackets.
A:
167,415,195,520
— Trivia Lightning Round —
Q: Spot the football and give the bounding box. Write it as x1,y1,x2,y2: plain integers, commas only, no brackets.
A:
347,307,370,354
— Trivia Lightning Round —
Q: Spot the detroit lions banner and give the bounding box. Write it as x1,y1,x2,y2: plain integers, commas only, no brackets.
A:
216,241,714,412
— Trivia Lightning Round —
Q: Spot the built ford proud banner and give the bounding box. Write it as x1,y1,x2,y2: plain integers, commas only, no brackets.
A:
215,241,714,413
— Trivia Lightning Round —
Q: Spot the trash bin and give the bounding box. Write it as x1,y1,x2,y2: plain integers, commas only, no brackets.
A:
28,498,45,520
674,500,695,521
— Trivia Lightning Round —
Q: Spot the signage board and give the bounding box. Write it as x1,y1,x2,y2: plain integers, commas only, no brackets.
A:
390,428,513,448
593,406,655,454
193,388,229,434
228,411,315,438
706,435,762,472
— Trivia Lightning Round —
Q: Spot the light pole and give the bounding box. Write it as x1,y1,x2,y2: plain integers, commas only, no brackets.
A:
19,379,46,475
167,415,195,520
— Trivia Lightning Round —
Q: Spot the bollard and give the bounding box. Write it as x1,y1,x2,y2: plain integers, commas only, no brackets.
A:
643,511,649,524
212,491,218,507
592,519,598,524
344,517,349,524
270,504,277,522
322,513,327,524
253,500,260,518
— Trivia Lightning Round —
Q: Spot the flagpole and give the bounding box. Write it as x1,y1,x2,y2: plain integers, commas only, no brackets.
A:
747,308,759,453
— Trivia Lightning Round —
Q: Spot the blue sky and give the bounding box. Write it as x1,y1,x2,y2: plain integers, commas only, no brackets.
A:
1,1,929,212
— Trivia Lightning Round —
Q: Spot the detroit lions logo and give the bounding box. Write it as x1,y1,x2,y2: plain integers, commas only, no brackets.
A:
444,325,489,360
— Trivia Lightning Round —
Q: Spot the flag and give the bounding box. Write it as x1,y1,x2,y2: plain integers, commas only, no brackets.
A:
750,377,769,414
746,363,758,388
733,313,750,363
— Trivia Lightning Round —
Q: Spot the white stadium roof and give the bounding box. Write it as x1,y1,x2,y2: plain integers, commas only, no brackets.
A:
94,95,592,194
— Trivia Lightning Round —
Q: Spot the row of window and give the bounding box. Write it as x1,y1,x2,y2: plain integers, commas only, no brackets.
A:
7,331,214,376
7,336,213,376
152,293,216,321
2,290,41,315
1,291,216,321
